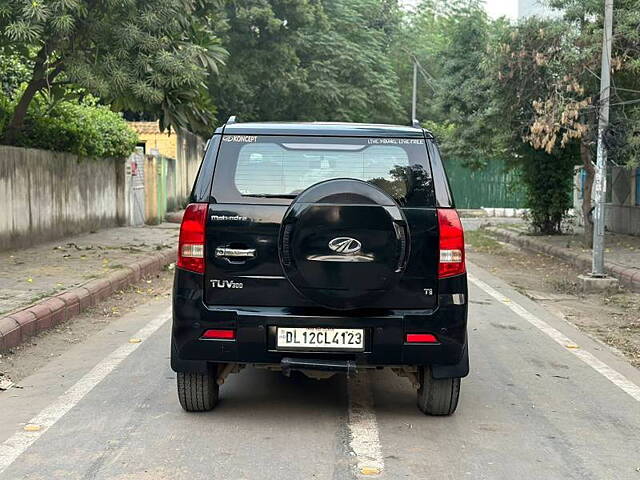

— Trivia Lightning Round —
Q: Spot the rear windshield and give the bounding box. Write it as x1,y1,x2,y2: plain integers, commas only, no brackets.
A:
212,135,434,207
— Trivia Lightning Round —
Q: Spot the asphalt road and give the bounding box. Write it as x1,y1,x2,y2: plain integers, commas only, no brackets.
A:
1,261,639,480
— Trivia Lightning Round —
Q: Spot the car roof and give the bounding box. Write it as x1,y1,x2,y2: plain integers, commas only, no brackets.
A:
214,121,431,138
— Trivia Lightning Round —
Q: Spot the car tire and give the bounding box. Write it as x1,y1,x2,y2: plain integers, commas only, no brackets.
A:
177,369,219,412
417,366,460,416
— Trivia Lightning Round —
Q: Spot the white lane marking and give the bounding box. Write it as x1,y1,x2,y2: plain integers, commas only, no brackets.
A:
469,274,640,402
347,371,384,476
0,310,171,475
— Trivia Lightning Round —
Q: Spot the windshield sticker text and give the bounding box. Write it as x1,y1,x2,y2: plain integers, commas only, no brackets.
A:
367,138,424,145
223,135,257,143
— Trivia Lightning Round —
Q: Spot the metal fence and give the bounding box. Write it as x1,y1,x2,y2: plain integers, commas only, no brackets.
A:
443,158,526,209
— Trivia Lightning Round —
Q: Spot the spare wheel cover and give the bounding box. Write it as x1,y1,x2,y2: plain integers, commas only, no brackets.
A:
278,179,410,310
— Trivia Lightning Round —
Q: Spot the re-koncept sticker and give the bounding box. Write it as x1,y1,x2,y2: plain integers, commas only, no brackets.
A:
223,135,257,143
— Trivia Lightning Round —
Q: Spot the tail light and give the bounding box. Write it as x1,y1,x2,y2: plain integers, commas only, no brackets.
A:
406,333,439,344
202,329,235,340
177,203,208,274
437,208,465,278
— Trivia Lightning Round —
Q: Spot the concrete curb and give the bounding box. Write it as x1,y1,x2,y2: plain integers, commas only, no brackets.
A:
0,248,177,353
485,227,640,293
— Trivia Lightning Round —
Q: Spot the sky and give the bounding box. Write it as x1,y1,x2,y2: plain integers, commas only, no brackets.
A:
399,0,518,20
484,0,518,19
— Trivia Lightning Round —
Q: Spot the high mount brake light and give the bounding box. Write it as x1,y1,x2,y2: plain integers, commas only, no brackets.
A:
437,209,465,279
177,203,208,274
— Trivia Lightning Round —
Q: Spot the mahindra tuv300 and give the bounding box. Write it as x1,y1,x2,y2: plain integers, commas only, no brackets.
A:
172,119,468,415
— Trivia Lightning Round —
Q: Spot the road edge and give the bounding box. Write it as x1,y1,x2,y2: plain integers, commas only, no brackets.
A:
467,260,640,392
0,249,177,353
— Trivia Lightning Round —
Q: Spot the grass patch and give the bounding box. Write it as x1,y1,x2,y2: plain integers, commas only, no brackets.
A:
465,230,504,254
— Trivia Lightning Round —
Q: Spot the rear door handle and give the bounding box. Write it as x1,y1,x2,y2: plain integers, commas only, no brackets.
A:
215,247,257,259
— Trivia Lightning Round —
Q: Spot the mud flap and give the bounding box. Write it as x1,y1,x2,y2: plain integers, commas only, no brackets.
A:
431,340,469,379
171,337,209,374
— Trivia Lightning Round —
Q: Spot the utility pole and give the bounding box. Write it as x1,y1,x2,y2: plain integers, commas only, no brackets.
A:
411,60,417,123
591,0,614,277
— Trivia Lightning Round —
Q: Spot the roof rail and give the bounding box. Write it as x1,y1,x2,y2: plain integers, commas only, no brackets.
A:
227,115,237,125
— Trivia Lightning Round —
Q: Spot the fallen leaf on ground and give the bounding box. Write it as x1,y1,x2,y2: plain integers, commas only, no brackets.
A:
360,467,381,475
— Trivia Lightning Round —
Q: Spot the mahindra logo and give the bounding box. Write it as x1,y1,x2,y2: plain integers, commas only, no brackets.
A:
328,237,362,255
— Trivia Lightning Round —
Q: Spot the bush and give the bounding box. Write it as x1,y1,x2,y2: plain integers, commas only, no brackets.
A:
0,98,138,158
520,144,576,235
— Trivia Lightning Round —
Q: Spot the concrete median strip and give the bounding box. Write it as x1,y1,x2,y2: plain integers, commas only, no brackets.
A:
0,249,177,353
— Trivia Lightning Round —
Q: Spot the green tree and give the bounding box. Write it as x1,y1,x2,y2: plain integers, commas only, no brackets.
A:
429,1,507,166
489,1,640,239
487,19,585,234
292,0,404,123
211,0,404,124
0,47,30,98
392,1,507,165
0,0,227,142
210,0,317,122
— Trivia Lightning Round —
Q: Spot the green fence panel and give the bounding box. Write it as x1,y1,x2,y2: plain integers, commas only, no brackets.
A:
443,158,526,209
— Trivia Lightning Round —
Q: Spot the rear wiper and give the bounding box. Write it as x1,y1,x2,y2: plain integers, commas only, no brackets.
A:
243,193,298,199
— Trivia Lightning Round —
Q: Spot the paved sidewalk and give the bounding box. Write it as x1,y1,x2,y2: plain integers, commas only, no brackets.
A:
0,224,179,317
487,224,640,292
0,224,179,352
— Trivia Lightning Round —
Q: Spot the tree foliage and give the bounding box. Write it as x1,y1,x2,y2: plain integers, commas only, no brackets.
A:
486,18,586,234
294,0,404,123
0,0,227,140
391,0,639,235
393,1,508,166
2,0,639,238
487,2,640,237
0,95,138,157
428,1,507,165
211,0,404,124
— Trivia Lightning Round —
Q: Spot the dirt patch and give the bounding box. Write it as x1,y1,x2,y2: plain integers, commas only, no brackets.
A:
0,269,173,385
467,229,640,368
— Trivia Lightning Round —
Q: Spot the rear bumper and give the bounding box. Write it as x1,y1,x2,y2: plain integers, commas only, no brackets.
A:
172,269,469,378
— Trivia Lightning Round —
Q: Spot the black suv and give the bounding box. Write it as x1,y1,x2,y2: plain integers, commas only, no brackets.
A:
172,119,468,415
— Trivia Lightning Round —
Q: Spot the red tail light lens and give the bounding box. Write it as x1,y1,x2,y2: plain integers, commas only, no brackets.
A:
177,203,208,274
202,329,235,340
437,208,465,278
406,333,439,343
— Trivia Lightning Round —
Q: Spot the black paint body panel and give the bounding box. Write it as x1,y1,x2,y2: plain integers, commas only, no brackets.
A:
172,268,468,374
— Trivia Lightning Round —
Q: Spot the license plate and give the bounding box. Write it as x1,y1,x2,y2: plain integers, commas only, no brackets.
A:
276,327,364,351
